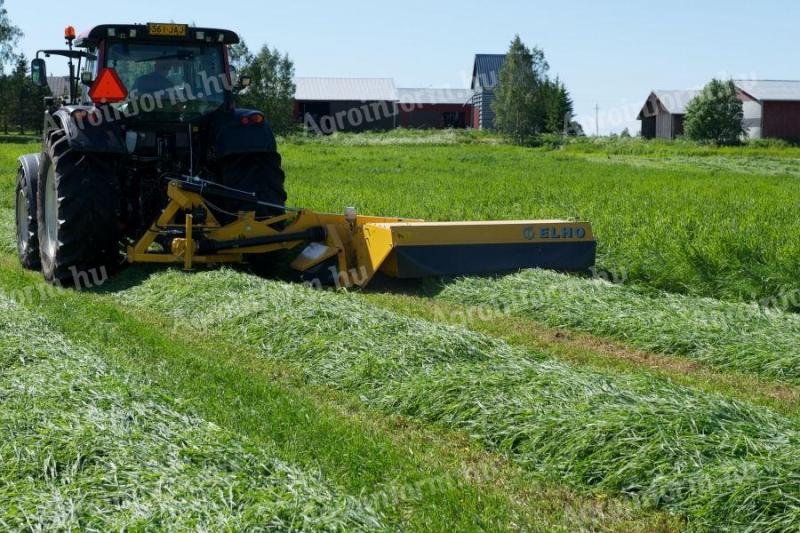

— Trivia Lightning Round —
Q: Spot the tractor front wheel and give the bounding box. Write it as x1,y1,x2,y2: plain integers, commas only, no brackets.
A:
37,129,122,287
15,163,40,270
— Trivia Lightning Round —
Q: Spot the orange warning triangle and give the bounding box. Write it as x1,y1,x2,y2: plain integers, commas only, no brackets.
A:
88,68,128,104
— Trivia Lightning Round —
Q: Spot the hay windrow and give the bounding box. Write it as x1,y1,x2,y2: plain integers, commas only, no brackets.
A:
119,269,800,531
437,269,800,383
0,295,383,531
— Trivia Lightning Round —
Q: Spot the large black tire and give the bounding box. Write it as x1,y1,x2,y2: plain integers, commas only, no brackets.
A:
37,129,122,286
218,152,287,219
15,163,40,270
218,152,288,274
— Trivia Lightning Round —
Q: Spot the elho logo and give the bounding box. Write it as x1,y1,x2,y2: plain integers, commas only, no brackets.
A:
524,226,587,240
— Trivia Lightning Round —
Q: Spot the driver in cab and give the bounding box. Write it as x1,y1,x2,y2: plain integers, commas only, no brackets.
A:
132,59,182,97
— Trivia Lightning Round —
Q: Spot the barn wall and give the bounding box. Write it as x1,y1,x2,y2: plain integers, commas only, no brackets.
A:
474,90,496,129
762,101,800,140
655,112,673,139
742,100,763,139
400,103,472,129
298,100,399,133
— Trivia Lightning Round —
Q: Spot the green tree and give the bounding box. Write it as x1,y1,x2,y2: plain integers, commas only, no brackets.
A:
684,79,745,145
0,0,20,73
492,35,549,143
233,43,296,135
543,77,574,134
9,56,49,133
0,0,21,134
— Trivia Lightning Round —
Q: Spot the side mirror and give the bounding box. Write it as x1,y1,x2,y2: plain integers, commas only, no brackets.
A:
80,71,94,86
238,76,252,90
31,58,47,88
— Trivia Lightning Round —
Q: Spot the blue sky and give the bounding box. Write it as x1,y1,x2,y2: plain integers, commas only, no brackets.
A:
7,0,797,134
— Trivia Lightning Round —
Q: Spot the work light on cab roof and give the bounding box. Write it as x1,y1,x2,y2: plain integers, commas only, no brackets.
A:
13,21,596,288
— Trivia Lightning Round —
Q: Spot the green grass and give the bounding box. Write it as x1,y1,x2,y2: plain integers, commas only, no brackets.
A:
113,269,800,531
434,269,800,384
0,255,674,532
363,292,800,418
0,294,382,531
4,133,800,530
280,139,800,307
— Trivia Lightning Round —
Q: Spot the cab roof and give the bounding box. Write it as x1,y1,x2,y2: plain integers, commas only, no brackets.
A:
75,24,240,48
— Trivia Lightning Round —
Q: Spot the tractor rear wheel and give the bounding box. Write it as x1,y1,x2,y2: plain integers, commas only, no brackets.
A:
218,152,287,218
218,152,288,274
37,129,122,287
15,163,40,270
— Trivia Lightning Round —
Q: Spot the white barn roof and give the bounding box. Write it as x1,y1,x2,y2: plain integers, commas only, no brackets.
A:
294,77,397,102
653,90,701,114
735,80,800,102
396,88,473,105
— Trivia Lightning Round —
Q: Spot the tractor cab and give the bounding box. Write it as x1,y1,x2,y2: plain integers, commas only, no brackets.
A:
33,24,245,116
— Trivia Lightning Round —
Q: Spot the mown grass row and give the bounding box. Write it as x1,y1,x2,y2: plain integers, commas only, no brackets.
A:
0,294,382,530
435,270,800,384
117,269,800,531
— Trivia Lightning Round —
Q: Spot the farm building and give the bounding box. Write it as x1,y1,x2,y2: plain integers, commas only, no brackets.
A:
471,54,505,130
735,80,800,140
294,77,399,133
637,90,700,139
46,75,71,99
396,88,474,129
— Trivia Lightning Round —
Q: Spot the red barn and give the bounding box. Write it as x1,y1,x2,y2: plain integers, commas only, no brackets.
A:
735,80,800,141
396,88,474,129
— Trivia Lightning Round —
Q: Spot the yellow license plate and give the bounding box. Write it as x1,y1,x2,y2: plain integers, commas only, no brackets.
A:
147,23,188,37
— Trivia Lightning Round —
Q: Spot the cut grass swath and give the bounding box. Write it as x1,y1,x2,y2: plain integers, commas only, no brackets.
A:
436,269,800,383
119,269,800,531
0,295,383,531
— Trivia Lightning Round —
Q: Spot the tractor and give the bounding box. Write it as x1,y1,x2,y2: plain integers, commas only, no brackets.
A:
16,23,596,289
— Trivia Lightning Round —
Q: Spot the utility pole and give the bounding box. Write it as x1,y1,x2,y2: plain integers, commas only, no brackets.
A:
595,104,599,137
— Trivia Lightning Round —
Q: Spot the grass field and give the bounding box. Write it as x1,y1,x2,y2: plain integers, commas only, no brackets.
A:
2,132,800,531
282,133,800,307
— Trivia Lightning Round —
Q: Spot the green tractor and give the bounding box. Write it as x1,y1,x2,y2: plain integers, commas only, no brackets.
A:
17,23,286,286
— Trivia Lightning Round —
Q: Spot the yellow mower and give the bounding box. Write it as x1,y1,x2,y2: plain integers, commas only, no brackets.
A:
15,23,595,288
128,178,595,288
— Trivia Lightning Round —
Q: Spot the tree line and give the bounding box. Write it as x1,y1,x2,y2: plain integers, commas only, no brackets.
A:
492,35,583,144
0,0,49,134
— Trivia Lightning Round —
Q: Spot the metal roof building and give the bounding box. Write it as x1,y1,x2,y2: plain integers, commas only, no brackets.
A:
293,77,399,133
470,54,506,130
396,88,473,105
46,75,71,99
639,81,800,141
396,88,474,129
294,77,397,102
735,80,800,140
637,90,701,139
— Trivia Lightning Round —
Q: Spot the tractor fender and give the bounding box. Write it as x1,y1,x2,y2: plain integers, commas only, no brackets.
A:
207,109,278,161
51,107,127,154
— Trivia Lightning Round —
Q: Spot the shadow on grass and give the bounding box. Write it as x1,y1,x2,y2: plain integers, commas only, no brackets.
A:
0,134,39,144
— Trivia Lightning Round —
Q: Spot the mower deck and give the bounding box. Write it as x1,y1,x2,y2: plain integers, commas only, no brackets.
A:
127,179,596,288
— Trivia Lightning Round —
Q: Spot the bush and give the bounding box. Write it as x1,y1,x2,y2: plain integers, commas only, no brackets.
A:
684,79,745,145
